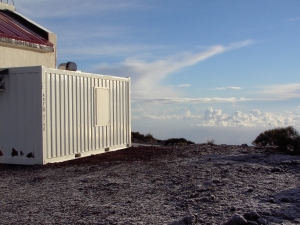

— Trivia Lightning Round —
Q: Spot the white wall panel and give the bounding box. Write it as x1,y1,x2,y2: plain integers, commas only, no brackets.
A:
0,67,43,164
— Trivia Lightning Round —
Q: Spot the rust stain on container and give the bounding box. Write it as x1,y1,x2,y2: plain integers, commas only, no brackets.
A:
26,152,34,158
11,148,18,157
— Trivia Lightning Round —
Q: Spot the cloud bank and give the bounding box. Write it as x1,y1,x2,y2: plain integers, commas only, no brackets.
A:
132,105,300,129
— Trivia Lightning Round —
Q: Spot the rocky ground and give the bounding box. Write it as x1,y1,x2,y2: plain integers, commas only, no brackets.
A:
0,144,300,224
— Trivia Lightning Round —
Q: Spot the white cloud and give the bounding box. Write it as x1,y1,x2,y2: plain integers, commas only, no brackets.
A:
257,83,300,100
224,40,254,50
94,40,254,97
287,17,300,22
132,97,251,104
178,84,191,87
210,86,242,90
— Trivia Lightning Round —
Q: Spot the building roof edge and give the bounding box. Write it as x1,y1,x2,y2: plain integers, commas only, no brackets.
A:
0,2,15,11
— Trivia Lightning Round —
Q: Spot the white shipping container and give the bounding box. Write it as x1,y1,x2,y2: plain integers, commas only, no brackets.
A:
0,66,131,165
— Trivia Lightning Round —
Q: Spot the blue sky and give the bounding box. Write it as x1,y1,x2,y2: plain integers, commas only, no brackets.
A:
16,0,300,144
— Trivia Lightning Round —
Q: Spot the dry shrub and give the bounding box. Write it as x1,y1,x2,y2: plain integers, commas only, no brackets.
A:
252,126,300,154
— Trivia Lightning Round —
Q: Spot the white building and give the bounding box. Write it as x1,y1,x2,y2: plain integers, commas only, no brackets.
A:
0,2,56,68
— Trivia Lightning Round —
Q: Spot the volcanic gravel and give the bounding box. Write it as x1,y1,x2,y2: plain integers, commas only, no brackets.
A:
0,144,300,224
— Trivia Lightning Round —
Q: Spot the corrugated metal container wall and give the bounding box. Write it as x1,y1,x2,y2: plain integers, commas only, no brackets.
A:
0,66,131,165
42,67,131,163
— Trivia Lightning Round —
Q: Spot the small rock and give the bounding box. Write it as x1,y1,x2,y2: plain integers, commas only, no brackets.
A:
282,213,296,220
189,192,199,198
230,206,236,212
197,187,210,192
210,194,216,201
80,179,89,183
291,160,300,165
280,197,290,203
213,179,220,184
197,218,204,224
199,197,210,202
243,211,261,221
224,214,248,225
271,167,282,173
31,176,46,183
259,211,271,216
269,198,275,203
248,222,259,225
293,219,300,223
222,169,229,173
183,215,197,225
257,218,267,225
